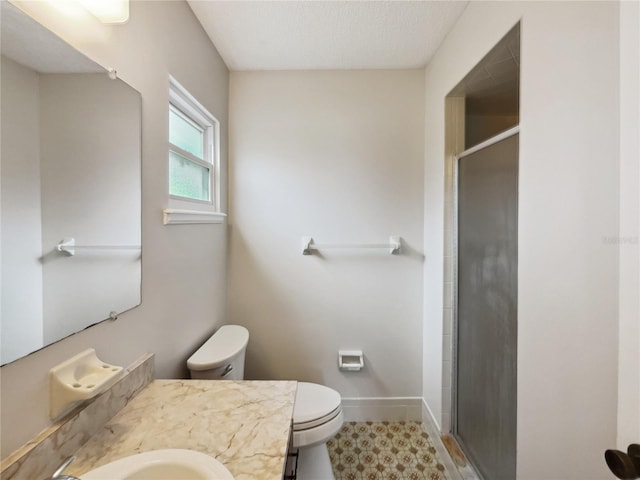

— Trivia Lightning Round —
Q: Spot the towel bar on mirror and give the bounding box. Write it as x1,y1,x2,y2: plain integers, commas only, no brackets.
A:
56,237,141,256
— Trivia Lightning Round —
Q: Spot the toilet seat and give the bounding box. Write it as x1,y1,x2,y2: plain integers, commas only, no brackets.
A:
293,405,342,431
292,382,343,448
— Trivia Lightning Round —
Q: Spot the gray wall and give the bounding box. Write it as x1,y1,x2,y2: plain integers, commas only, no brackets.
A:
1,0,229,458
228,70,425,399
423,2,622,478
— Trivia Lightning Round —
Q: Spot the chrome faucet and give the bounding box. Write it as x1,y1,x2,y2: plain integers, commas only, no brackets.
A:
47,456,82,480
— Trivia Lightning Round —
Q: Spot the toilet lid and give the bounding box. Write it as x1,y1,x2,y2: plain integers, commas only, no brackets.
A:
293,382,342,425
187,325,249,371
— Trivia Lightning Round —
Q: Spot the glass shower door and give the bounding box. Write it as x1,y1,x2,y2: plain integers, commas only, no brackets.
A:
455,133,519,480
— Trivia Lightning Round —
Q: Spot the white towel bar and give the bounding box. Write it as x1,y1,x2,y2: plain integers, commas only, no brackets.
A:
301,236,401,255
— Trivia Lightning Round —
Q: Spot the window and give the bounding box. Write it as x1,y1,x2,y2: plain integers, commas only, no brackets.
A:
168,77,219,209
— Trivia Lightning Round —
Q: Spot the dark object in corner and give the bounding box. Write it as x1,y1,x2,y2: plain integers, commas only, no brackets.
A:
605,444,640,479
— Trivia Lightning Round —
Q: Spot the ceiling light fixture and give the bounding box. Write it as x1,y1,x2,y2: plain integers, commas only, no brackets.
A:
77,0,129,24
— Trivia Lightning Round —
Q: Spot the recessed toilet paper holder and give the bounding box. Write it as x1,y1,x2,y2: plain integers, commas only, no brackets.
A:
338,350,364,371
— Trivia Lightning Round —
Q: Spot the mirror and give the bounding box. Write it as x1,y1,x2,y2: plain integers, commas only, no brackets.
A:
1,2,142,365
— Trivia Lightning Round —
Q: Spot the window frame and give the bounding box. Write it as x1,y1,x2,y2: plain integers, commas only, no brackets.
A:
168,76,220,211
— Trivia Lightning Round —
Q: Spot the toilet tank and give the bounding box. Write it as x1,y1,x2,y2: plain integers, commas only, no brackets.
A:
187,325,249,380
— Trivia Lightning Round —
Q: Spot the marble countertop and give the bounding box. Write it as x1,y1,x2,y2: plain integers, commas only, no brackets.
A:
68,380,297,480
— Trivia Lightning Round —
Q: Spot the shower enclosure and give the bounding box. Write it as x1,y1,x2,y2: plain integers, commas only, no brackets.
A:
444,24,520,479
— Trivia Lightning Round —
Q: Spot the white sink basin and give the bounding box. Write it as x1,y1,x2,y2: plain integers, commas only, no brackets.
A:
82,449,234,480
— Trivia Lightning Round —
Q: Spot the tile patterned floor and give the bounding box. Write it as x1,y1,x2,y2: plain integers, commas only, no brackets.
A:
327,421,451,480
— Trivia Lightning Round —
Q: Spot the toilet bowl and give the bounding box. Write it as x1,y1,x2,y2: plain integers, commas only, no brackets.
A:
187,325,343,479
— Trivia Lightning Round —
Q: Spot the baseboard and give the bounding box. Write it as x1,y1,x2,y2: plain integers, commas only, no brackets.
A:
340,397,423,422
421,399,480,480
421,397,442,431
420,398,468,480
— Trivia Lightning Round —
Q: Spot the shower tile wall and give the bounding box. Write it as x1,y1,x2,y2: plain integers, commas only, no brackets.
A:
441,97,463,433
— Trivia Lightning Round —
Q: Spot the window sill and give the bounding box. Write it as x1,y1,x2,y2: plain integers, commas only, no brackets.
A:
162,209,227,225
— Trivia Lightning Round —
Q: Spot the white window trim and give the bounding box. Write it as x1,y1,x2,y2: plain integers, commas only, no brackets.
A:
167,76,222,222
162,209,227,225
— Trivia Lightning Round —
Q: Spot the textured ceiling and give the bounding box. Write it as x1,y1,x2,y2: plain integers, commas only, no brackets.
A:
187,1,469,71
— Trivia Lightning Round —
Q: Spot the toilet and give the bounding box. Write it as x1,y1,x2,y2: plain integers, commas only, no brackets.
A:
187,325,343,480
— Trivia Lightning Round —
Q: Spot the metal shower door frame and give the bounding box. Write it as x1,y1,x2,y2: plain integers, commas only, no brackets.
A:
450,125,520,479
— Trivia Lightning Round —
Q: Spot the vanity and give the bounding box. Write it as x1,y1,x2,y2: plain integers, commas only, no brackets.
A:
68,379,297,480
1,354,297,480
